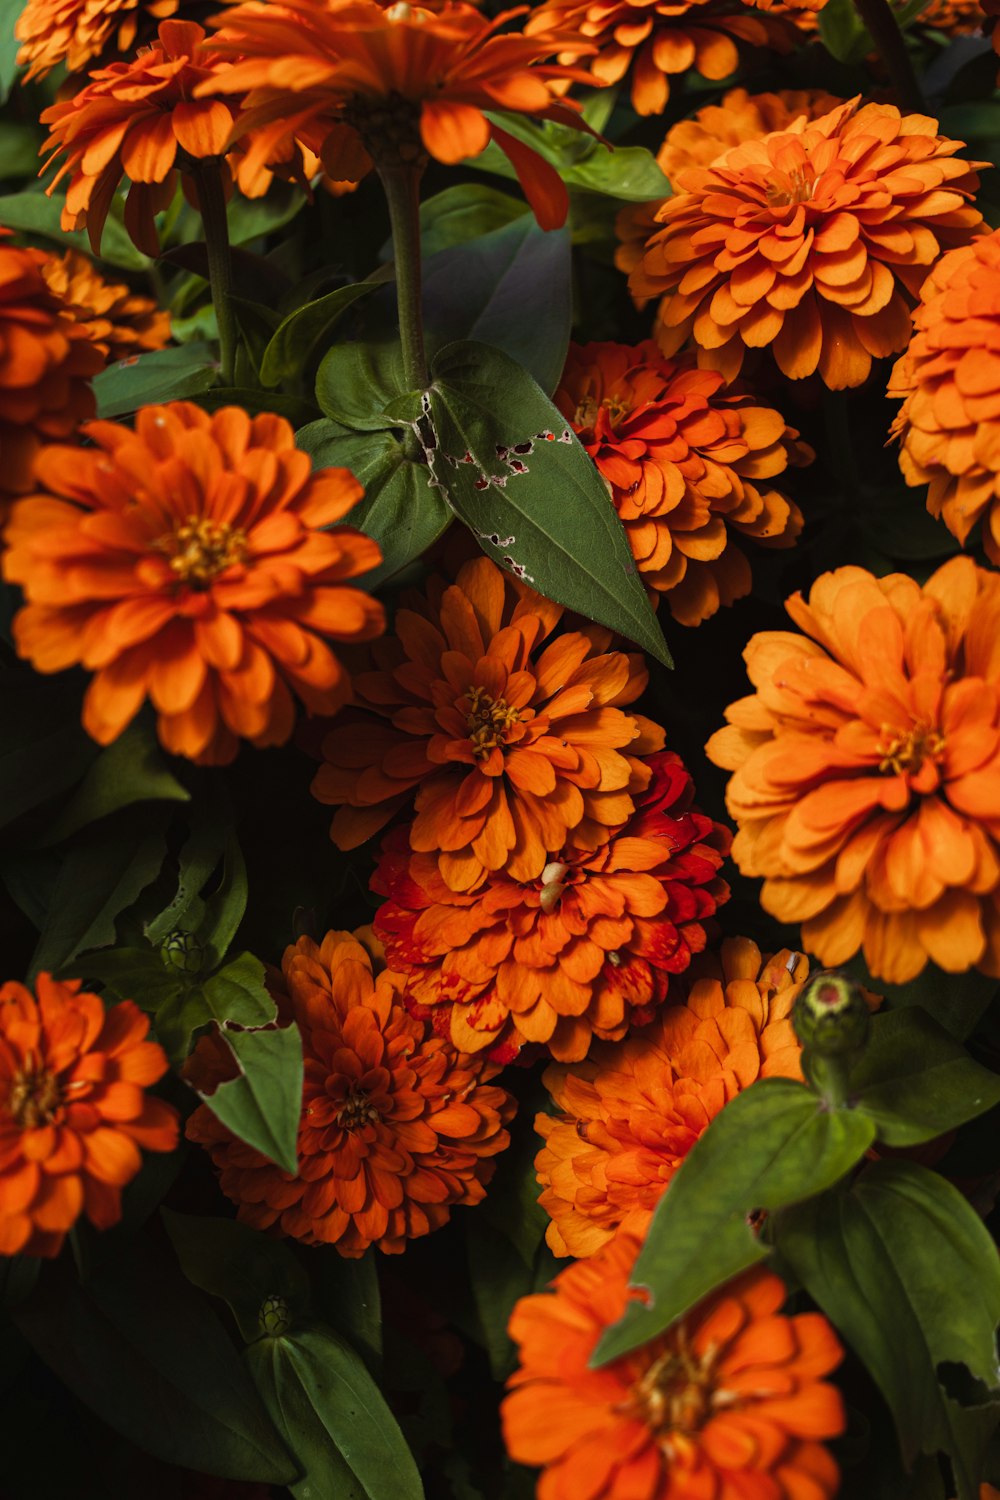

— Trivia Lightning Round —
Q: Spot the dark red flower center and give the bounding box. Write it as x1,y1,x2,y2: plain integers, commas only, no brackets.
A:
336,1085,381,1130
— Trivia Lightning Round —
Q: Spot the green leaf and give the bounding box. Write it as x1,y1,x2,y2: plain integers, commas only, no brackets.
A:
72,945,184,1011
0,674,98,835
28,808,171,980
155,948,273,1057
314,1249,383,1377
163,1210,311,1345
0,124,42,181
818,0,870,59
197,385,318,423
14,1243,298,1485
296,420,450,587
201,1021,303,1175
232,295,281,376
227,182,307,244
93,342,220,417
479,1095,550,1267
849,1007,1000,1145
34,719,189,846
593,1078,876,1364
421,217,572,395
247,1325,425,1500
315,339,408,431
417,184,530,257
777,1161,1000,1499
465,1220,557,1381
144,801,232,945
198,834,248,968
260,281,382,388
0,188,150,270
476,112,669,201
847,954,997,1041
0,0,24,107
417,340,670,666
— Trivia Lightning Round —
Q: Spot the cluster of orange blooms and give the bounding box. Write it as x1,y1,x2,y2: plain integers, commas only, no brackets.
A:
3,0,1000,1493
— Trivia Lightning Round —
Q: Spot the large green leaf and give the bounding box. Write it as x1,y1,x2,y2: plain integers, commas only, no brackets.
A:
197,834,248,969
849,1007,1000,1145
314,339,408,431
93,342,220,417
778,1162,1000,1500
247,1325,425,1500
259,281,382,388
155,948,274,1056
420,217,572,395
72,945,185,1011
593,1078,875,1364
144,802,232,946
163,1210,311,1344
0,188,150,270
416,184,530,256
0,0,22,103
476,113,670,202
13,1244,297,1485
314,1249,383,1378
296,420,451,587
202,1021,303,1175
847,954,997,1041
34,719,189,846
410,340,669,665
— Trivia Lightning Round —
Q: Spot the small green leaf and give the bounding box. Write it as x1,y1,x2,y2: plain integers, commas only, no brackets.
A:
593,1079,875,1364
296,420,451,587
260,281,382,388
421,340,670,666
416,184,530,257
93,342,220,417
72,945,184,1011
201,1022,303,1174
849,1007,1000,1145
156,948,273,1057
315,340,409,431
144,802,232,945
34,719,189,846
0,189,151,270
163,1210,311,1345
198,834,248,969
818,0,871,59
14,1242,298,1485
227,182,307,244
247,1325,425,1500
777,1161,1000,1500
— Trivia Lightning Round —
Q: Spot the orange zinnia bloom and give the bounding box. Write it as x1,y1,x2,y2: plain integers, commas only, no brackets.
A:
555,341,809,626
525,0,796,117
15,0,180,79
0,974,178,1258
535,936,807,1256
503,1239,845,1500
2,401,384,765
889,229,1000,565
0,233,101,511
40,20,280,256
372,752,730,1062
199,0,596,230
186,930,514,1257
40,248,171,362
312,554,664,892
707,556,1000,983
629,100,985,389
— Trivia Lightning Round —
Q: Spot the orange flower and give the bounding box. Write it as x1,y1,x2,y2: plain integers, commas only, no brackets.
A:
0,974,178,1258
312,554,664,892
372,752,730,1062
186,930,514,1257
920,0,984,28
706,556,1000,983
16,0,180,79
629,99,985,389
40,248,171,362
535,936,807,1256
40,20,282,256
199,0,596,230
2,401,385,765
503,1239,845,1500
525,0,796,117
0,233,101,510
889,229,1000,564
555,340,809,626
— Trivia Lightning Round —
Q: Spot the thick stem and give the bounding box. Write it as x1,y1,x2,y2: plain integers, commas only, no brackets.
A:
378,162,428,392
193,163,237,388
852,0,925,112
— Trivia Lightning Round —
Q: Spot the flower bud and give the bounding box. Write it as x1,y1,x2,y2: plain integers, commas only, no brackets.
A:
258,1294,291,1337
159,929,204,976
793,972,870,1057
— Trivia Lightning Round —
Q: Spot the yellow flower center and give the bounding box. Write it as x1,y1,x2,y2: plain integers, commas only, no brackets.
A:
7,1059,61,1129
465,686,520,758
877,722,946,776
336,1086,380,1130
628,1336,735,1445
766,165,815,208
573,393,631,432
156,515,248,588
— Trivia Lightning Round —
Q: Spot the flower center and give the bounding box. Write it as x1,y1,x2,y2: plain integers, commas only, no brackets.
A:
156,515,248,588
336,1086,380,1130
465,686,520,758
7,1059,61,1129
877,722,945,776
766,165,815,208
628,1337,733,1445
573,393,630,433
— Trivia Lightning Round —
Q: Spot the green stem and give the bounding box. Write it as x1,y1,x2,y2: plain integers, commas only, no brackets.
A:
852,0,925,112
194,163,237,388
804,1050,858,1112
377,162,428,392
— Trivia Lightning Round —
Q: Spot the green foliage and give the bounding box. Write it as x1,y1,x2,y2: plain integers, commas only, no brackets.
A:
778,1163,1000,1500
0,188,150,269
476,112,671,201
34,720,189,846
200,1020,303,1175
259,280,383,388
0,0,22,104
93,342,220,417
163,1211,312,1344
0,675,98,834
417,184,530,255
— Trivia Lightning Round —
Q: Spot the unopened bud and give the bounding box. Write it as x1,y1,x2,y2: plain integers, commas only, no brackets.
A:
159,929,204,976
793,972,870,1056
258,1294,291,1337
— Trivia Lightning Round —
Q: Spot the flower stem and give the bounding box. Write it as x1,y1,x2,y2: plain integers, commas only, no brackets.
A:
852,0,925,113
193,163,237,388
378,162,428,392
